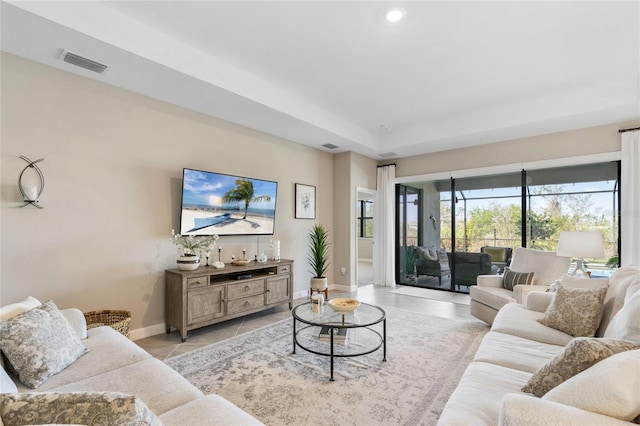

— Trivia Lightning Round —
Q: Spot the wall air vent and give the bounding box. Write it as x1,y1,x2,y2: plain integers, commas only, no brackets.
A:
322,143,339,150
379,152,397,158
60,50,110,74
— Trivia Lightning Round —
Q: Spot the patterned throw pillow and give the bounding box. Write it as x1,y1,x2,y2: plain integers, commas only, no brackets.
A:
0,300,88,388
521,337,640,397
502,267,534,291
538,284,608,337
0,392,162,426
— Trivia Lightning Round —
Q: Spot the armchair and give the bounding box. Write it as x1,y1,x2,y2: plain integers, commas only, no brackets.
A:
470,247,571,325
480,246,512,272
415,247,450,284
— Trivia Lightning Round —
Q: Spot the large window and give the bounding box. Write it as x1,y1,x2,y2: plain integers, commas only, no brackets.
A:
396,161,620,292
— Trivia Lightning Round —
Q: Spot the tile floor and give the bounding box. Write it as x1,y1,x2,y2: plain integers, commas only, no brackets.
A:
136,284,477,361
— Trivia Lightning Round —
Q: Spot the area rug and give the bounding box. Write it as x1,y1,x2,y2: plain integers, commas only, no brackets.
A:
165,306,487,426
390,286,471,305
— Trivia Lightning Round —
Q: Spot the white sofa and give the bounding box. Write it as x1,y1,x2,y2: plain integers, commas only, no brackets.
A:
0,301,262,425
440,265,640,425
470,247,571,325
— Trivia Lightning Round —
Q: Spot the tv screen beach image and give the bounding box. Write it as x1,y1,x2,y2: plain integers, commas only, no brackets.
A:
180,169,277,236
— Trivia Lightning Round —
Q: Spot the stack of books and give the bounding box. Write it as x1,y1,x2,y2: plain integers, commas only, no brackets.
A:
319,326,347,343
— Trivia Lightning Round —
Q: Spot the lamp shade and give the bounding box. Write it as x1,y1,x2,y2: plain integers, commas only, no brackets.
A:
557,231,605,259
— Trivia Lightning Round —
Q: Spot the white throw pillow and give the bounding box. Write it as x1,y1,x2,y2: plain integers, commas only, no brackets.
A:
542,349,640,421
604,289,640,343
0,296,41,320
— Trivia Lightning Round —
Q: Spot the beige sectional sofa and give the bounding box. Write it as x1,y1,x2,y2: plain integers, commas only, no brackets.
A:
0,301,262,425
440,265,640,425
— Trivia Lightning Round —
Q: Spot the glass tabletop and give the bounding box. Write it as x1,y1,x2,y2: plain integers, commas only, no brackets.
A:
292,301,385,328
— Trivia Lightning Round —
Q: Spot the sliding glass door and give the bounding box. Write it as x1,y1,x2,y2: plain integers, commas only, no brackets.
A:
396,185,422,285
395,161,620,292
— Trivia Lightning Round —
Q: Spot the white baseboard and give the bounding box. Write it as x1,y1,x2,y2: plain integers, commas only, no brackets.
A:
293,290,309,300
130,323,166,341
330,283,357,293
358,258,373,263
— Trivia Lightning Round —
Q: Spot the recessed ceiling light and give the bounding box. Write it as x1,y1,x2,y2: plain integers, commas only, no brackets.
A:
385,7,405,23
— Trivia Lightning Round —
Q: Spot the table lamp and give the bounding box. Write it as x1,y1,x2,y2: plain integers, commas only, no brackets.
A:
556,231,604,278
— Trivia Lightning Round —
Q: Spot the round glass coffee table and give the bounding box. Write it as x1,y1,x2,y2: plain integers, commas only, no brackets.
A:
292,301,386,381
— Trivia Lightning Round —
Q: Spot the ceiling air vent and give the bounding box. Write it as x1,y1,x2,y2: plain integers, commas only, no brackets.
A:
379,152,397,159
60,50,110,74
322,143,339,150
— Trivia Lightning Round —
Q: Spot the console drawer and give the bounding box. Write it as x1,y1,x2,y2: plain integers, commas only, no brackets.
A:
277,264,291,274
227,279,265,299
227,294,265,315
187,276,209,289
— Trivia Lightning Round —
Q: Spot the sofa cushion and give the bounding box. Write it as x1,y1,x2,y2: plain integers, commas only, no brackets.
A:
521,337,640,397
0,300,88,389
502,267,534,291
0,391,162,426
542,349,640,422
48,358,203,415
437,361,531,426
599,273,640,337
0,296,41,320
15,326,152,392
469,286,516,311
473,331,563,374
604,286,640,343
491,304,574,346
538,285,607,337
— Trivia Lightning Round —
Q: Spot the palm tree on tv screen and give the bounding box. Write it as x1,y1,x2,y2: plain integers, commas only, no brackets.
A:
222,179,271,220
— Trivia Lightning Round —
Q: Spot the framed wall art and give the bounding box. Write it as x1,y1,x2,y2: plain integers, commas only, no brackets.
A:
295,183,316,219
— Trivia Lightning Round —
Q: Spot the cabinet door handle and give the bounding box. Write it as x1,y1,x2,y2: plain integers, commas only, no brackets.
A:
244,285,251,291
244,300,250,307
266,289,271,292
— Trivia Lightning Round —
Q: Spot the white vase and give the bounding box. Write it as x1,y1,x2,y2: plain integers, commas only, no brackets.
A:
177,255,201,271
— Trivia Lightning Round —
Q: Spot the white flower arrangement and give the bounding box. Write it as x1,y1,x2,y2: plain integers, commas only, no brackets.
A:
170,229,219,256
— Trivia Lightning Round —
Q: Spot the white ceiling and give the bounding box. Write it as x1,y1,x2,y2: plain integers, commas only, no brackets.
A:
2,1,639,159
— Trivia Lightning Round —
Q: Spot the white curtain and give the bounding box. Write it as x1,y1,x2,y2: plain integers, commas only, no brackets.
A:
621,130,640,266
373,164,396,287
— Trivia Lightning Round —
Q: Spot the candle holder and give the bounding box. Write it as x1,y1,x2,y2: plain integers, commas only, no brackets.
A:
19,155,45,209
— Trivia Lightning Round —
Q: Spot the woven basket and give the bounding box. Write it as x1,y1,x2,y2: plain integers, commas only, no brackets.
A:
84,310,131,338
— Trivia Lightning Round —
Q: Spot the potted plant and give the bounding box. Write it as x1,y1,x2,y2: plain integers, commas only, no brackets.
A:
307,224,329,292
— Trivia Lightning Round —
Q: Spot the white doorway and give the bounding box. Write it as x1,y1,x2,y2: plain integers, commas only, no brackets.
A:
356,187,376,287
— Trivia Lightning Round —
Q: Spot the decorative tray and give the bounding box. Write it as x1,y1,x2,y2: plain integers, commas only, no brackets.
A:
232,259,251,266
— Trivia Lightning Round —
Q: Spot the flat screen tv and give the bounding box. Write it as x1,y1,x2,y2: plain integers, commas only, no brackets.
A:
179,168,278,236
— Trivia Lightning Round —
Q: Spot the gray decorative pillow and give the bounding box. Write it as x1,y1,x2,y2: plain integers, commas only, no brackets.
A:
522,337,640,397
538,284,607,337
0,391,162,426
502,267,534,291
0,300,88,388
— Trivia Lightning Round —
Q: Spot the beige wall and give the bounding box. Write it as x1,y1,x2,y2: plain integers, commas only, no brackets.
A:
394,123,629,178
0,54,339,335
332,152,377,289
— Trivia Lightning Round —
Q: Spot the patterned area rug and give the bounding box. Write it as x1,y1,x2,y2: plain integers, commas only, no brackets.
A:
165,306,487,426
390,287,471,305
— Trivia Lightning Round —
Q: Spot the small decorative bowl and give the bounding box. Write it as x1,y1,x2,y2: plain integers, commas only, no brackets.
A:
232,259,251,266
327,298,360,313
